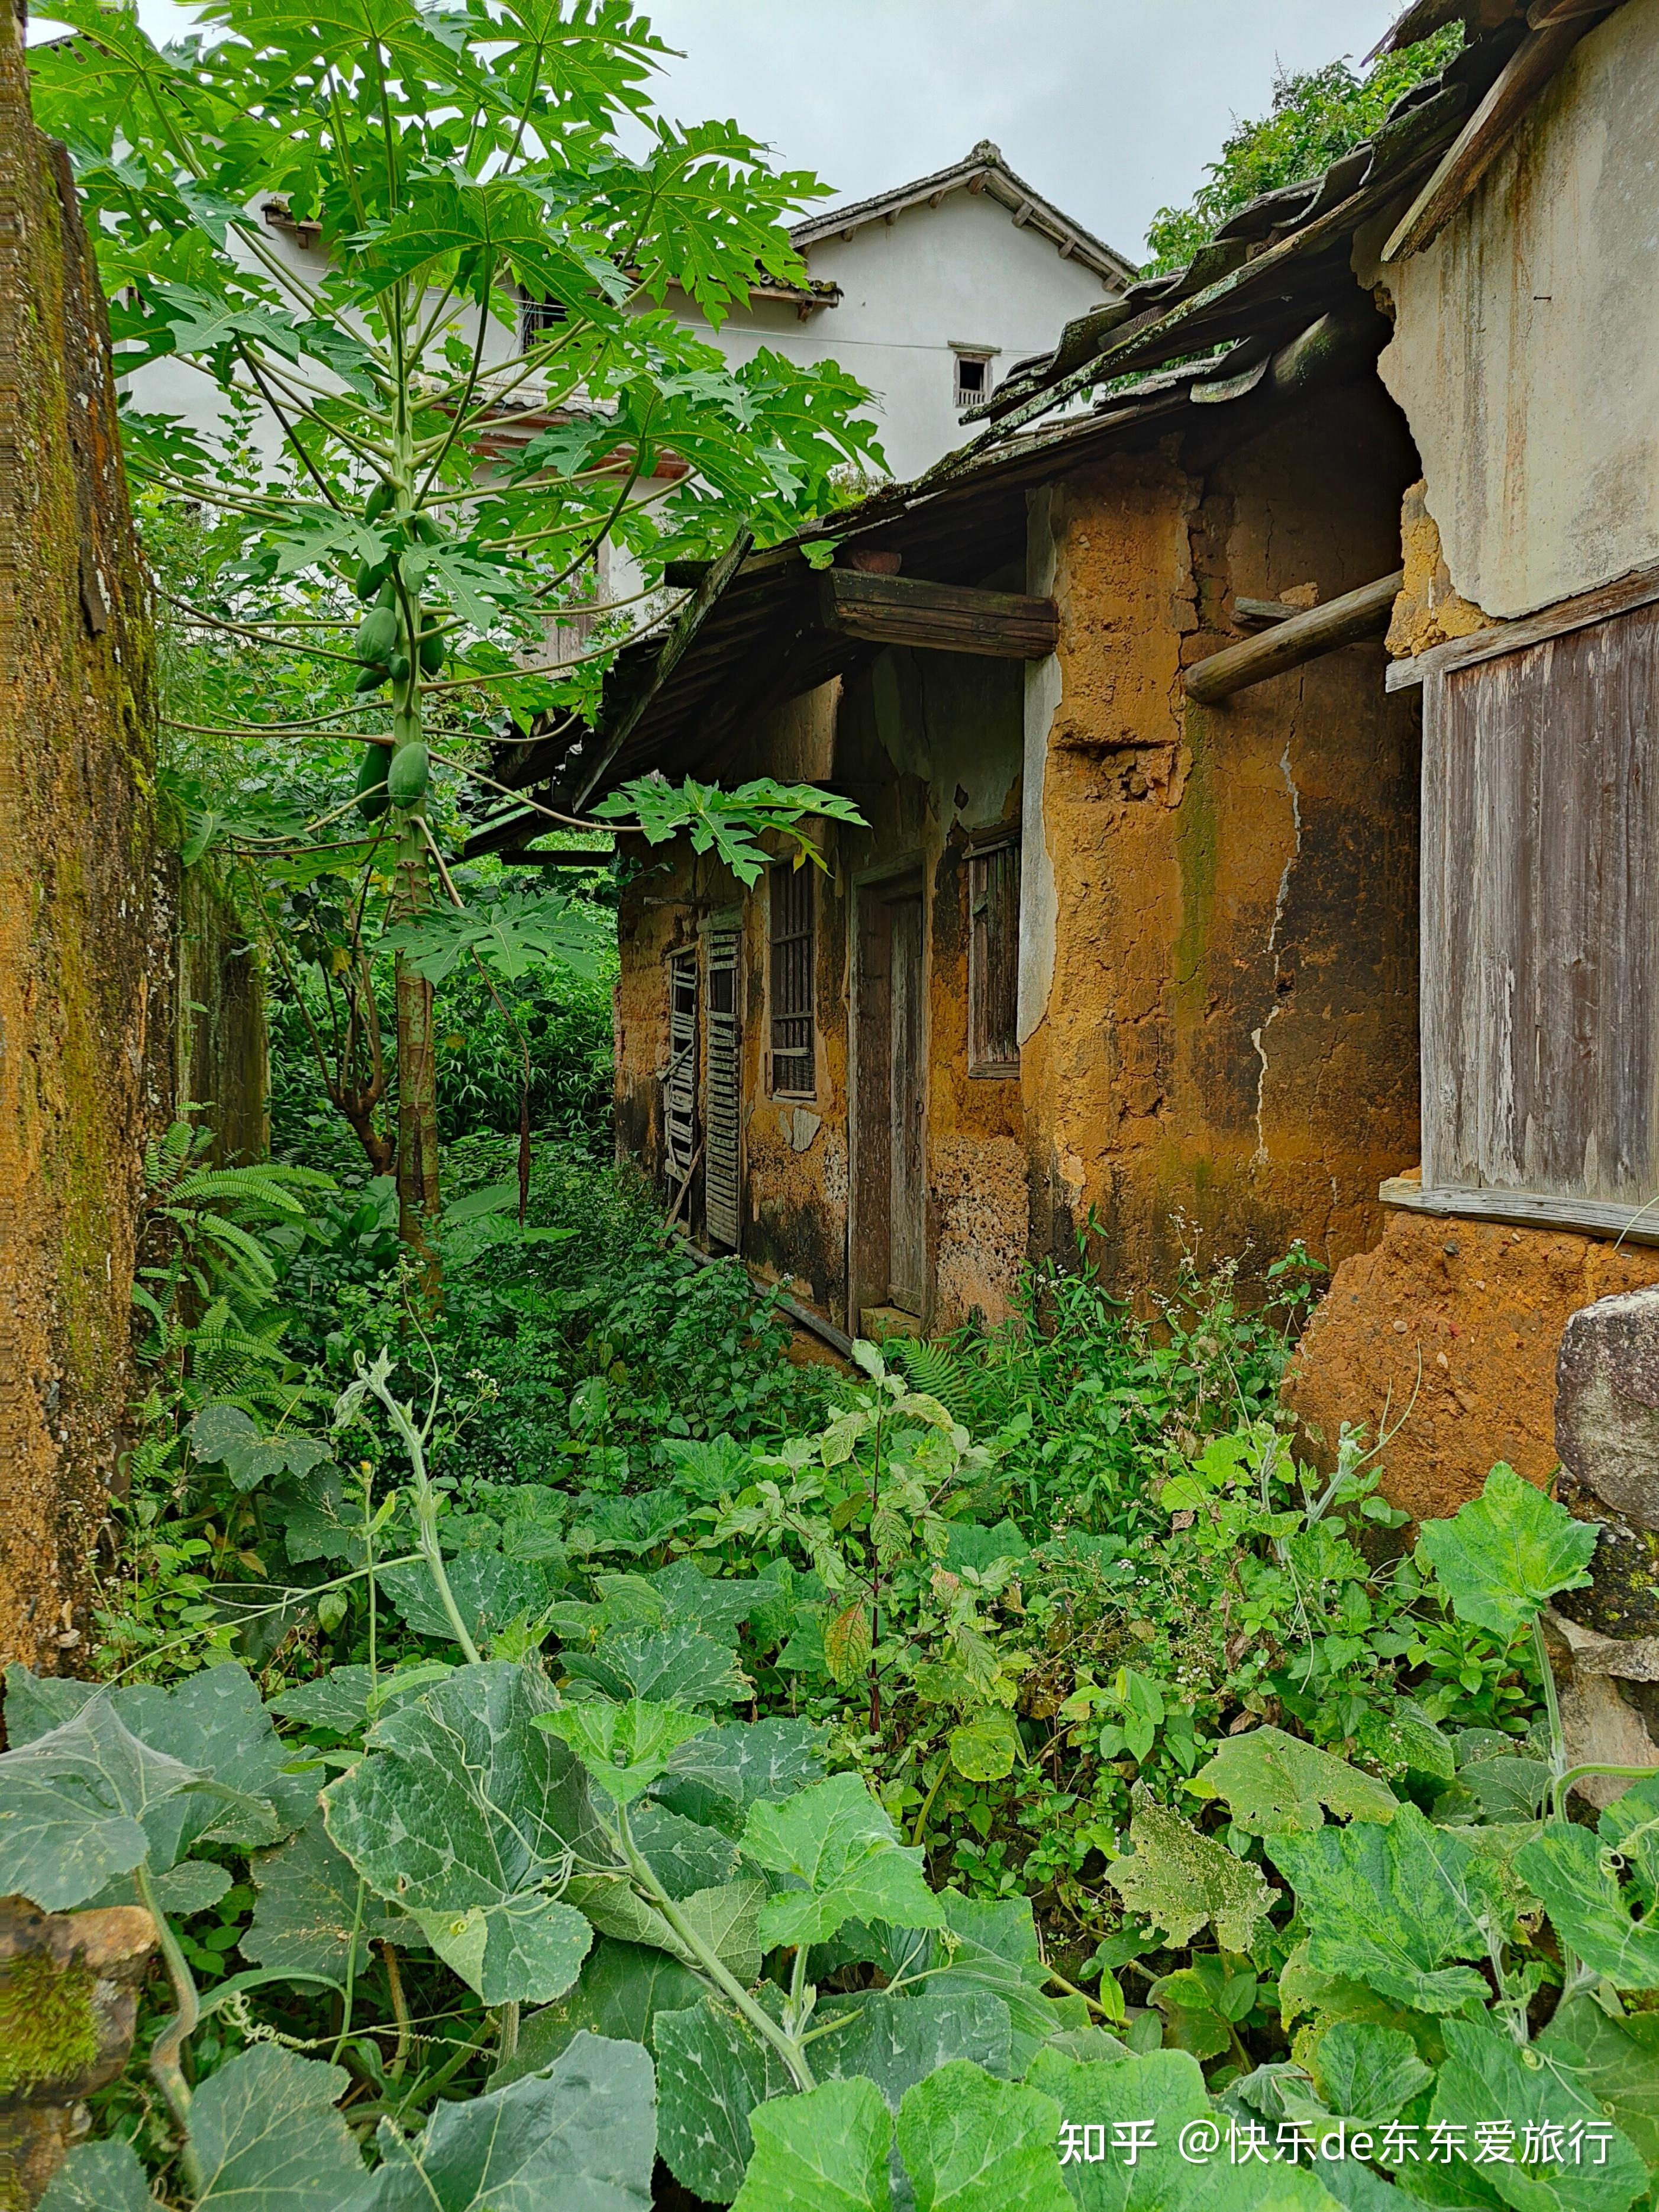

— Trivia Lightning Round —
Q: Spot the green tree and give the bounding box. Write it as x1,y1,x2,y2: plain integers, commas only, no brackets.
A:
31,0,875,1263
1142,26,1465,273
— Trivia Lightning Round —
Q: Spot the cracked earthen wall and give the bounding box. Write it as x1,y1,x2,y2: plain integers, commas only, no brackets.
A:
0,13,166,1672
1019,380,1424,1298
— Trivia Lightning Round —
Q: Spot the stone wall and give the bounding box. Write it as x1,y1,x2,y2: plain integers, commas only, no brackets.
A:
0,9,167,1673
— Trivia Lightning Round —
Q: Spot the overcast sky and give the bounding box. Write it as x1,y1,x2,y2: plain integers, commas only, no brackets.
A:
61,1,1406,262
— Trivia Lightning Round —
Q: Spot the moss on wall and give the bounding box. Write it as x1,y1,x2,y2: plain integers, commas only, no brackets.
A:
0,15,167,1671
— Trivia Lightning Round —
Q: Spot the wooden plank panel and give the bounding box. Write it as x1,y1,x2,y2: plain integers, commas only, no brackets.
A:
703,930,742,1249
817,570,1058,659
1421,601,1659,1206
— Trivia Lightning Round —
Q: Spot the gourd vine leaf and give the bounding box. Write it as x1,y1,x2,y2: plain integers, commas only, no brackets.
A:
653,1716,828,1832
536,1696,715,1803
0,1698,204,1911
815,1987,1014,2111
1266,1803,1502,2015
628,1801,741,1896
348,2031,657,2211
1189,1727,1399,1834
1350,1700,1457,1786
189,1404,332,1494
1536,2000,1659,2171
1309,2022,1434,2126
1416,1465,1598,1640
561,1621,754,1707
729,2074,894,2212
378,1551,560,1649
34,2139,157,2212
1514,1820,1659,1992
894,2060,1071,2212
492,1938,705,2088
740,1771,946,1950
1104,1789,1279,1952
322,1662,601,2005
654,1992,798,2203
1430,2016,1649,2212
948,1707,1023,1782
563,1871,768,1985
246,1811,420,1982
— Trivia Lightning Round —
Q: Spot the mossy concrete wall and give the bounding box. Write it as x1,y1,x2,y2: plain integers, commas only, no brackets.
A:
0,12,167,1673
1018,381,1424,1299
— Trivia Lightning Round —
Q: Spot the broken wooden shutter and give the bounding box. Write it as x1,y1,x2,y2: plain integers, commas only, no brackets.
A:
1421,599,1659,1216
769,863,815,1097
664,949,698,1181
968,838,1021,1076
703,928,742,1249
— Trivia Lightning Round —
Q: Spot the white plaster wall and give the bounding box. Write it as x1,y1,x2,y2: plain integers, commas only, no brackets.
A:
1370,0,1659,620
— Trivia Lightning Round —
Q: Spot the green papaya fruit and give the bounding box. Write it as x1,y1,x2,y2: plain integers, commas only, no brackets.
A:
409,512,441,545
387,652,411,682
364,479,394,523
354,558,390,602
354,605,399,666
353,662,389,694
354,743,389,820
418,627,445,675
386,739,429,809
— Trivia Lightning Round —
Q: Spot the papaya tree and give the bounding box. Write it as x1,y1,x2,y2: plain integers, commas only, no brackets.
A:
30,0,876,1260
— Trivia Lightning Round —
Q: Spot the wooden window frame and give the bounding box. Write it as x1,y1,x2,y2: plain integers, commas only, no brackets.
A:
663,947,698,1183
967,833,1021,1079
703,922,743,1252
767,862,816,1100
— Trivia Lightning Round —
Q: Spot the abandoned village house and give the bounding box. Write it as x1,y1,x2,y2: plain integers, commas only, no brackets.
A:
470,0,1659,1543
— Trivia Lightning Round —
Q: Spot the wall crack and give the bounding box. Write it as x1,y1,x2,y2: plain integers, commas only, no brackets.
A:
1251,727,1303,1166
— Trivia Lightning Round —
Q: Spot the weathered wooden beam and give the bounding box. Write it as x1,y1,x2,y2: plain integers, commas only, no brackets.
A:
1382,18,1593,262
1380,1176,1659,1247
1384,559,1659,691
815,570,1058,660
1183,570,1403,704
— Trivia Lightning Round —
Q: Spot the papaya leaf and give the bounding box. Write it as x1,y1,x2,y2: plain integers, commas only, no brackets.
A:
895,2061,1071,2212
1266,1804,1500,2014
349,2032,656,2210
1416,1465,1597,1640
1105,1789,1278,1952
1190,1727,1399,1835
536,1697,714,1804
740,1771,945,1950
730,2074,893,2212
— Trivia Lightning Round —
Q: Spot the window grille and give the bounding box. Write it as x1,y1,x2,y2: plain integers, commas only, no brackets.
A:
521,292,569,347
968,839,1021,1076
704,930,742,1250
954,354,990,409
664,949,698,1180
769,863,815,1096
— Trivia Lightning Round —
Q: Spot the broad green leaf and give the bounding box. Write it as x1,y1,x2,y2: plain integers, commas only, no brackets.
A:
654,1994,796,2203
630,1801,741,1897
895,2061,1070,2212
1191,1727,1399,1834
324,1662,601,2004
824,1601,874,1686
267,1665,445,1734
731,2075,893,2212
1455,1758,1551,1824
1105,1791,1279,1952
187,2043,363,2211
646,1559,790,1646
245,1811,412,1981
1536,2000,1659,2169
1429,2016,1648,2212
1029,2047,1339,2212
379,1552,559,1649
149,1859,234,1915
346,2032,655,2210
741,1771,945,1949
35,2140,157,2212
562,1622,752,1707
1513,1822,1659,1990
949,1708,1023,1782
417,1892,595,2011
0,1699,201,1910
537,1698,714,1803
1351,1702,1457,1785
1597,1771,1659,1907
190,1404,331,1492
654,1716,827,1831
1416,1466,1597,1640
563,1872,767,1986
495,1939,704,2086
1267,1804,1501,2014
1311,2023,1432,2124
818,1987,1014,2110
898,1892,1069,2075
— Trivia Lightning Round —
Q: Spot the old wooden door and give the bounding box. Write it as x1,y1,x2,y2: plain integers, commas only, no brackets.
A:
886,894,926,1311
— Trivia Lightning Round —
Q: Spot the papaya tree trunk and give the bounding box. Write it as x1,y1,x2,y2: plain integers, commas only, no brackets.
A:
392,816,441,1280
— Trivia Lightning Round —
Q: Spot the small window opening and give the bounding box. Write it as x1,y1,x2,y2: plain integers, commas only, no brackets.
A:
521,291,569,347
968,838,1021,1076
954,353,991,408
769,863,816,1097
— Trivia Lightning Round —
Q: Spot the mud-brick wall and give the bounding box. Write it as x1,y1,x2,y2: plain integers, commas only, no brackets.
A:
1019,380,1423,1300
0,20,167,1672
177,862,268,1167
